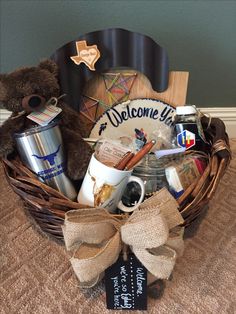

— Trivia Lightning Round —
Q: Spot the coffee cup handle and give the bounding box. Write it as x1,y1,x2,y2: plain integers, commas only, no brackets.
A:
117,175,145,213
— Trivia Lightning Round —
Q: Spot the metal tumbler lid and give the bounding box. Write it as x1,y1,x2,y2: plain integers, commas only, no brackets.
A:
14,121,59,138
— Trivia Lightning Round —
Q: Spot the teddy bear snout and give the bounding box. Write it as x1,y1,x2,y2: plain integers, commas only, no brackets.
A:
22,94,46,112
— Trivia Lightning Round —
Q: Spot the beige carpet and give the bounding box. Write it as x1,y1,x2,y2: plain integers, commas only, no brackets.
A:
1,140,236,314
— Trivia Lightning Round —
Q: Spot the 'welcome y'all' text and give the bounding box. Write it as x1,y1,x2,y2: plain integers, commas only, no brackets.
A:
105,104,174,128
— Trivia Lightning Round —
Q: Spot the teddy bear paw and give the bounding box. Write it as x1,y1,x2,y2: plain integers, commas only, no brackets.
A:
67,157,91,181
66,146,93,181
0,137,15,158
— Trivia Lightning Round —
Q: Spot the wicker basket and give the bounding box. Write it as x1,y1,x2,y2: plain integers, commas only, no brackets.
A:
2,116,231,242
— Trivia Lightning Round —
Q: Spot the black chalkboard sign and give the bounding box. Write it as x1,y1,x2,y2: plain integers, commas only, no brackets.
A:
105,254,147,310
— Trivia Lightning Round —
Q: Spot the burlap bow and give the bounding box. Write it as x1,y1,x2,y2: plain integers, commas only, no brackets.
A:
62,188,184,288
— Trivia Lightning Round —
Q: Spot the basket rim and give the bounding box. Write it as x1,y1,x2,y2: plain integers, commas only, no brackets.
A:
2,146,230,232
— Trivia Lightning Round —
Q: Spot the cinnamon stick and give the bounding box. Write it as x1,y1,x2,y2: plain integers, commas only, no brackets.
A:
114,152,134,170
125,140,156,170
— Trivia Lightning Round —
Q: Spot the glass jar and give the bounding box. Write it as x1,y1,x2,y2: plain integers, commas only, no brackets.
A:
175,105,198,120
173,105,208,151
132,153,169,197
121,153,169,208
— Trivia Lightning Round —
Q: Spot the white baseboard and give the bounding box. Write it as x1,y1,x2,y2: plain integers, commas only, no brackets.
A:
0,107,236,138
0,109,12,125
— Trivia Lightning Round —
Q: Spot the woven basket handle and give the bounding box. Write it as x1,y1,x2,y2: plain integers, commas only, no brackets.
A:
201,115,231,161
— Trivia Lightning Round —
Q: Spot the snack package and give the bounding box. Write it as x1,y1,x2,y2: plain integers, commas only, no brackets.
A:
150,123,173,151
94,138,134,167
165,156,207,198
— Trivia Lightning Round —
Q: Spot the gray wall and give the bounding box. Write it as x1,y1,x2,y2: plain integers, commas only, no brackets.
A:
0,0,235,107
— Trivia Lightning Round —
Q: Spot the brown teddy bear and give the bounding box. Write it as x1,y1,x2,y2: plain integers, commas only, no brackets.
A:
0,59,92,180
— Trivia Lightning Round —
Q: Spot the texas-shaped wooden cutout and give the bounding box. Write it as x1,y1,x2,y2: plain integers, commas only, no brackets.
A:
70,40,100,71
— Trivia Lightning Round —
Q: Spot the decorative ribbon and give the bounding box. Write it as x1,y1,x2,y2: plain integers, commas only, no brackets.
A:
10,94,67,120
62,188,184,288
46,93,66,107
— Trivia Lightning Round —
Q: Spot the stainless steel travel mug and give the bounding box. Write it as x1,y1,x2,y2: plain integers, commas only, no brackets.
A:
14,122,77,200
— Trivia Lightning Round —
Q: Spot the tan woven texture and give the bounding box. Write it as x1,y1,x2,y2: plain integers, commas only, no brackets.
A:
62,192,184,286
1,139,236,314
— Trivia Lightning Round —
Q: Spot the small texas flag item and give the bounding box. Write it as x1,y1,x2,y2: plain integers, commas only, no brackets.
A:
177,130,196,150
70,40,100,71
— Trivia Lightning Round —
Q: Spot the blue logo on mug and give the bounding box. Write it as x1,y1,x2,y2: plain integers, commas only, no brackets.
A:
32,144,61,166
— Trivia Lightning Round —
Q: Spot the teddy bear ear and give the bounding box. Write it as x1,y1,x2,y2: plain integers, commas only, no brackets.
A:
39,59,58,76
0,75,8,102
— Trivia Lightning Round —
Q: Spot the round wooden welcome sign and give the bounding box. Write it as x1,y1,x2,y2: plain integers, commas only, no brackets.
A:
90,98,175,143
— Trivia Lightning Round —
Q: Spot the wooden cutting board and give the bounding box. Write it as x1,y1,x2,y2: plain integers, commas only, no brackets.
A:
80,70,189,135
83,71,189,108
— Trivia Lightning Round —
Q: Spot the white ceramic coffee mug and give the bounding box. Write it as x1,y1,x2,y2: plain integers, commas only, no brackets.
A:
77,154,145,213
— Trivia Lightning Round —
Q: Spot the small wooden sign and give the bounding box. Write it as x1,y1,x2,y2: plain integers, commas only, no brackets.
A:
70,40,100,71
105,254,147,310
